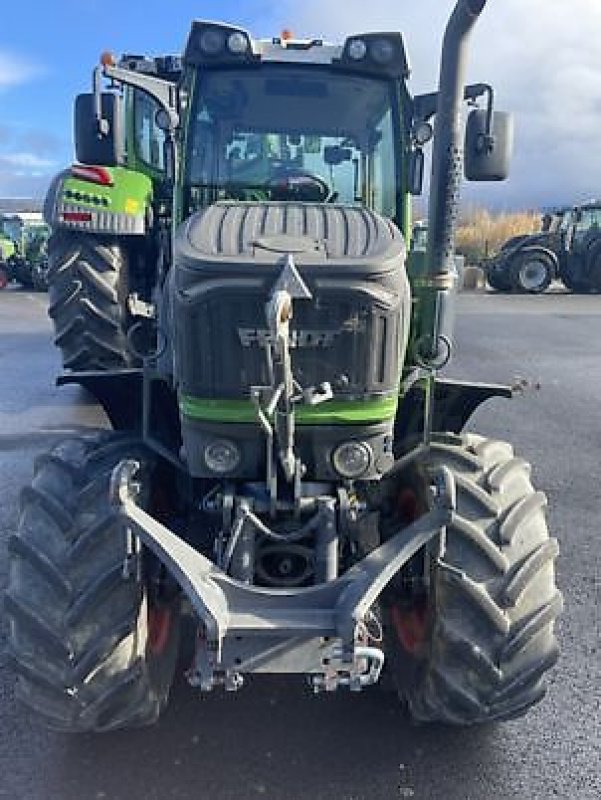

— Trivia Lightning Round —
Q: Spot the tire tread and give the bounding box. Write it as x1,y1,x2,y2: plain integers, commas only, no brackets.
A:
399,434,561,725
47,233,133,370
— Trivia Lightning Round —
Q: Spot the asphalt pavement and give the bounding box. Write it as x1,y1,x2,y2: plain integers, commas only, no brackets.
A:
0,287,599,800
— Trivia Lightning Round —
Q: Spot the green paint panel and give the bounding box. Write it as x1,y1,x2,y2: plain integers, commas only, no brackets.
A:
59,167,153,215
0,236,16,259
179,395,399,425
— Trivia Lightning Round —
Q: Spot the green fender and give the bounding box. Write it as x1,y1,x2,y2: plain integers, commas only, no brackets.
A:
44,166,153,236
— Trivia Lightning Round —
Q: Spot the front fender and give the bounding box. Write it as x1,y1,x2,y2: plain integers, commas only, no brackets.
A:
519,244,559,273
395,377,513,442
44,166,152,236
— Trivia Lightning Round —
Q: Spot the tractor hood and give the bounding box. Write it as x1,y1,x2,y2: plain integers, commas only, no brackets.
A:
174,201,406,273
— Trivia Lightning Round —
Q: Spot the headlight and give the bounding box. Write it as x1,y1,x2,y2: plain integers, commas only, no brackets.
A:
370,38,395,65
228,31,249,54
204,439,241,474
414,120,434,146
347,38,368,61
199,28,226,55
332,441,372,479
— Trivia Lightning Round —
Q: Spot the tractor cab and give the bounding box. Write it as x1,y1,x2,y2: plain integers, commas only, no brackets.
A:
179,27,409,226
567,201,601,245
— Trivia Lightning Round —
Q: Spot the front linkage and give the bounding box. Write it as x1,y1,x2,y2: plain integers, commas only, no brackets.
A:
111,457,455,693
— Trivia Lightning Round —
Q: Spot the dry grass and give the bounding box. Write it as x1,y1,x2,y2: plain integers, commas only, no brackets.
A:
456,209,540,264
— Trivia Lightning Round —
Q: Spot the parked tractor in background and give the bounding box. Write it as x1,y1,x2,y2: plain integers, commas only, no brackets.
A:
7,0,561,733
0,229,16,289
0,213,50,290
486,201,601,293
41,56,182,369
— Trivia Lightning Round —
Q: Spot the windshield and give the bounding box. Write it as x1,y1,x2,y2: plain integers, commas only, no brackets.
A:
184,67,402,220
576,207,601,230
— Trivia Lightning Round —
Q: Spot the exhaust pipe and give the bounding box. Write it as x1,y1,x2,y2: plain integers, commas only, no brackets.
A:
417,0,488,364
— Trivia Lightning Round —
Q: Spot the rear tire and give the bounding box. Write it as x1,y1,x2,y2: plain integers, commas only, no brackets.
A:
559,254,592,293
388,434,562,725
584,241,601,292
509,251,554,293
5,434,180,732
47,232,134,370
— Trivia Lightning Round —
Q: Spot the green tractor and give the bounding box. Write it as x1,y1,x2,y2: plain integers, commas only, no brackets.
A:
7,0,561,732
486,201,601,293
0,229,16,288
0,213,50,290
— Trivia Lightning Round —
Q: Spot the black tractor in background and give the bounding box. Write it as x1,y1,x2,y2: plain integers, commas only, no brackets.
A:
486,201,601,293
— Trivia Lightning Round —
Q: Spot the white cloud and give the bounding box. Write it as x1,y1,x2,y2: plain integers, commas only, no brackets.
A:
0,152,56,170
273,0,601,208
0,51,42,90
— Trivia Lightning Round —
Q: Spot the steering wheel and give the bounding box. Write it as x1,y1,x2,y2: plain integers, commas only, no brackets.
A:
266,169,332,202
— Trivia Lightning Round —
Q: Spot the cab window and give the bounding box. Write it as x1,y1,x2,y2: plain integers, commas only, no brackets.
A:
133,90,166,171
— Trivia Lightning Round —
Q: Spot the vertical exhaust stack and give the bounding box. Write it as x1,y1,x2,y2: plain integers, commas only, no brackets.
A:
418,0,488,364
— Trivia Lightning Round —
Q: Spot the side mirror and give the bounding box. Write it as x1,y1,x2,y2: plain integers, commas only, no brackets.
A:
409,148,425,195
464,109,514,182
74,93,123,166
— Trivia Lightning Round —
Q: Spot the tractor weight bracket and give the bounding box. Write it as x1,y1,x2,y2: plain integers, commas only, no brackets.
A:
109,460,455,687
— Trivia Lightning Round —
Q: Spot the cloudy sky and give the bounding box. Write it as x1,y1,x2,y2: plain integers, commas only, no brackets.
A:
1,0,600,210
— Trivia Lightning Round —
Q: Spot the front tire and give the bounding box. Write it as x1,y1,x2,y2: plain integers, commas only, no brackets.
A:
47,232,134,370
486,263,512,292
5,434,180,732
509,251,554,293
388,434,562,725
31,260,49,292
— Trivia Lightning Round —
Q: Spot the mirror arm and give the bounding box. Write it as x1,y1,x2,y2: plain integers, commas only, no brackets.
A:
92,67,110,137
473,84,495,151
413,82,493,126
101,65,180,129
97,64,181,183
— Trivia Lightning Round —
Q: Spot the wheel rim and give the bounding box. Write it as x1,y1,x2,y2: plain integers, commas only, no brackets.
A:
391,602,429,655
389,486,431,655
148,607,172,656
519,259,549,290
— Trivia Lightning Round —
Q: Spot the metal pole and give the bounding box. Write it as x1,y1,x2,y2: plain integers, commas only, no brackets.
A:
418,0,489,363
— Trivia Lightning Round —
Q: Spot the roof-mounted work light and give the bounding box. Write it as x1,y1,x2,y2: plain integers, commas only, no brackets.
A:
338,33,409,79
184,22,256,66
